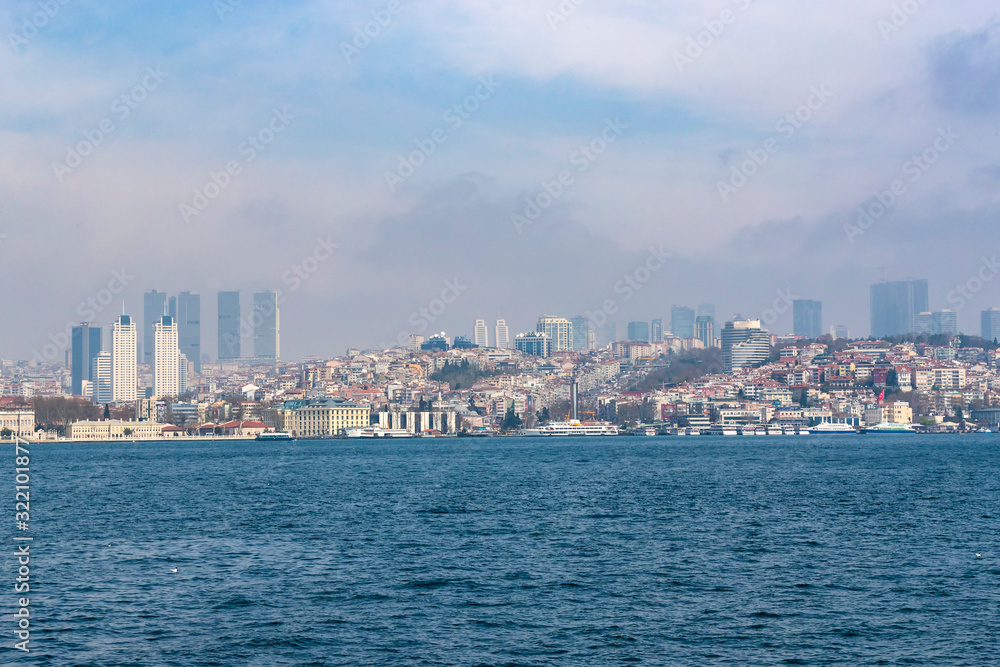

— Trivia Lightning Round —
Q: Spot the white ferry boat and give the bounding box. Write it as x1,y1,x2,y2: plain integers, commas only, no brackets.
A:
346,426,415,438
808,422,858,435
518,419,619,437
705,424,739,436
255,432,295,441
861,422,916,434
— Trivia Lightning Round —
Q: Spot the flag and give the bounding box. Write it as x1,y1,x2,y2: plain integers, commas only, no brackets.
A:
878,389,885,403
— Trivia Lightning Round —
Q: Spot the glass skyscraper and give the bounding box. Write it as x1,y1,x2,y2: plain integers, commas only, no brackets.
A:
71,323,102,396
177,291,201,372
627,321,650,342
870,279,928,338
793,299,823,339
671,305,696,339
143,290,167,366
253,292,280,361
218,291,241,360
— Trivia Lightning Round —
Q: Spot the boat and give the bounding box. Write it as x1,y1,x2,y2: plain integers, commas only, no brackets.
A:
705,424,738,436
255,432,295,441
628,425,658,436
518,419,619,437
808,422,858,435
861,422,916,434
766,425,785,435
346,425,415,438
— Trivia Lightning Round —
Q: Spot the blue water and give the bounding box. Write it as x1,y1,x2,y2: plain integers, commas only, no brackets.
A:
7,435,1000,665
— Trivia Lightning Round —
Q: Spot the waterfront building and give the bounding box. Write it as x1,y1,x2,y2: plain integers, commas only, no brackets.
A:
276,397,370,437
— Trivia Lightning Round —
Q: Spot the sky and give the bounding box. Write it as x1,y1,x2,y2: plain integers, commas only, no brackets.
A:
2,0,1000,362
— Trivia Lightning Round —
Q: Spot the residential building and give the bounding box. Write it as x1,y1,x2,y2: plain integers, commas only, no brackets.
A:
177,291,201,372
536,316,572,352
253,292,280,361
218,291,241,360
627,321,650,342
71,323,102,396
721,318,770,374
515,332,552,357
495,320,510,350
870,279,929,338
864,401,913,425
473,319,489,348
793,299,823,339
671,306,696,339
111,314,137,402
153,315,179,398
143,290,167,365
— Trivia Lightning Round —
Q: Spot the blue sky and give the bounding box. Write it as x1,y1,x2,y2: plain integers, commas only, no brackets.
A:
2,0,1000,360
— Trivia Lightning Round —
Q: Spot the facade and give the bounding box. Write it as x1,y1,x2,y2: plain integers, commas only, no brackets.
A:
695,315,715,349
627,321,650,342
515,332,552,357
277,397,370,437
91,351,112,404
495,320,510,349
982,308,1000,342
177,291,201,372
721,318,771,374
570,316,590,351
253,292,280,361
671,306,696,340
864,401,913,425
71,323,102,396
933,310,958,336
153,315,179,398
870,279,929,338
111,314,137,402
218,291,241,360
143,290,167,365
793,299,823,339
0,410,35,438
651,318,663,343
830,324,850,339
68,420,166,440
474,319,489,348
536,316,572,352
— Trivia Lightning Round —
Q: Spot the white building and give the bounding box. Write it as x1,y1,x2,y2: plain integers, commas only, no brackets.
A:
153,315,179,398
537,316,572,352
112,314,137,402
91,351,112,404
495,319,510,349
178,352,188,395
474,319,489,348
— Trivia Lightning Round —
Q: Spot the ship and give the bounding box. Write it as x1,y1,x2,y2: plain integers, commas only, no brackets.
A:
808,422,858,435
346,425,415,438
255,432,295,441
518,419,619,437
860,422,916,434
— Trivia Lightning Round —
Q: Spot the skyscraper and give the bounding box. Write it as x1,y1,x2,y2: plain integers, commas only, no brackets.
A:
671,306,696,339
602,321,617,346
112,314,137,402
830,324,850,340
71,323,102,396
177,291,201,373
870,279,929,338
695,315,714,348
793,299,823,339
495,319,510,350
218,291,241,360
253,292,280,361
651,318,663,343
143,290,167,366
570,316,590,351
914,312,934,335
933,310,958,336
474,319,489,348
153,315,179,398
982,308,1000,342
536,316,572,352
91,351,112,404
627,321,650,342
722,318,770,374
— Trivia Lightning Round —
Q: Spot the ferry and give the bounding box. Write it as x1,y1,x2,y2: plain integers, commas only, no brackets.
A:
705,424,739,436
808,422,858,435
255,432,295,441
346,426,415,438
861,422,916,434
518,419,619,437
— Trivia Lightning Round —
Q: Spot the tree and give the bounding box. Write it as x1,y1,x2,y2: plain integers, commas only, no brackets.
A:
501,407,521,432
539,407,551,423
0,428,11,439
123,428,133,437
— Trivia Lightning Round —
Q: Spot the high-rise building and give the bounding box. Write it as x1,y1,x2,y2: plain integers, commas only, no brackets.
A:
168,296,177,320
651,318,663,343
495,320,510,350
602,321,617,346
793,299,823,339
218,291,241,360
253,292,280,361
71,323,102,396
536,316,572,352
914,312,934,335
177,291,201,373
153,315,179,398
933,310,958,336
91,351,112,404
570,316,590,351
178,352,188,395
474,319,489,348
698,303,716,320
111,314,137,402
870,279,929,338
671,306,696,339
514,332,551,357
830,324,850,340
627,321,650,342
143,290,167,366
982,308,1000,342
695,315,715,348
721,318,771,374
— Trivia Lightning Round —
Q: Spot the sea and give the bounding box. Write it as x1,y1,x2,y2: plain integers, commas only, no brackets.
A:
6,434,999,666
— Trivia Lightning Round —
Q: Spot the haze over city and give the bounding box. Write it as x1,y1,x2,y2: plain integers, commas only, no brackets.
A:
3,1,999,360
